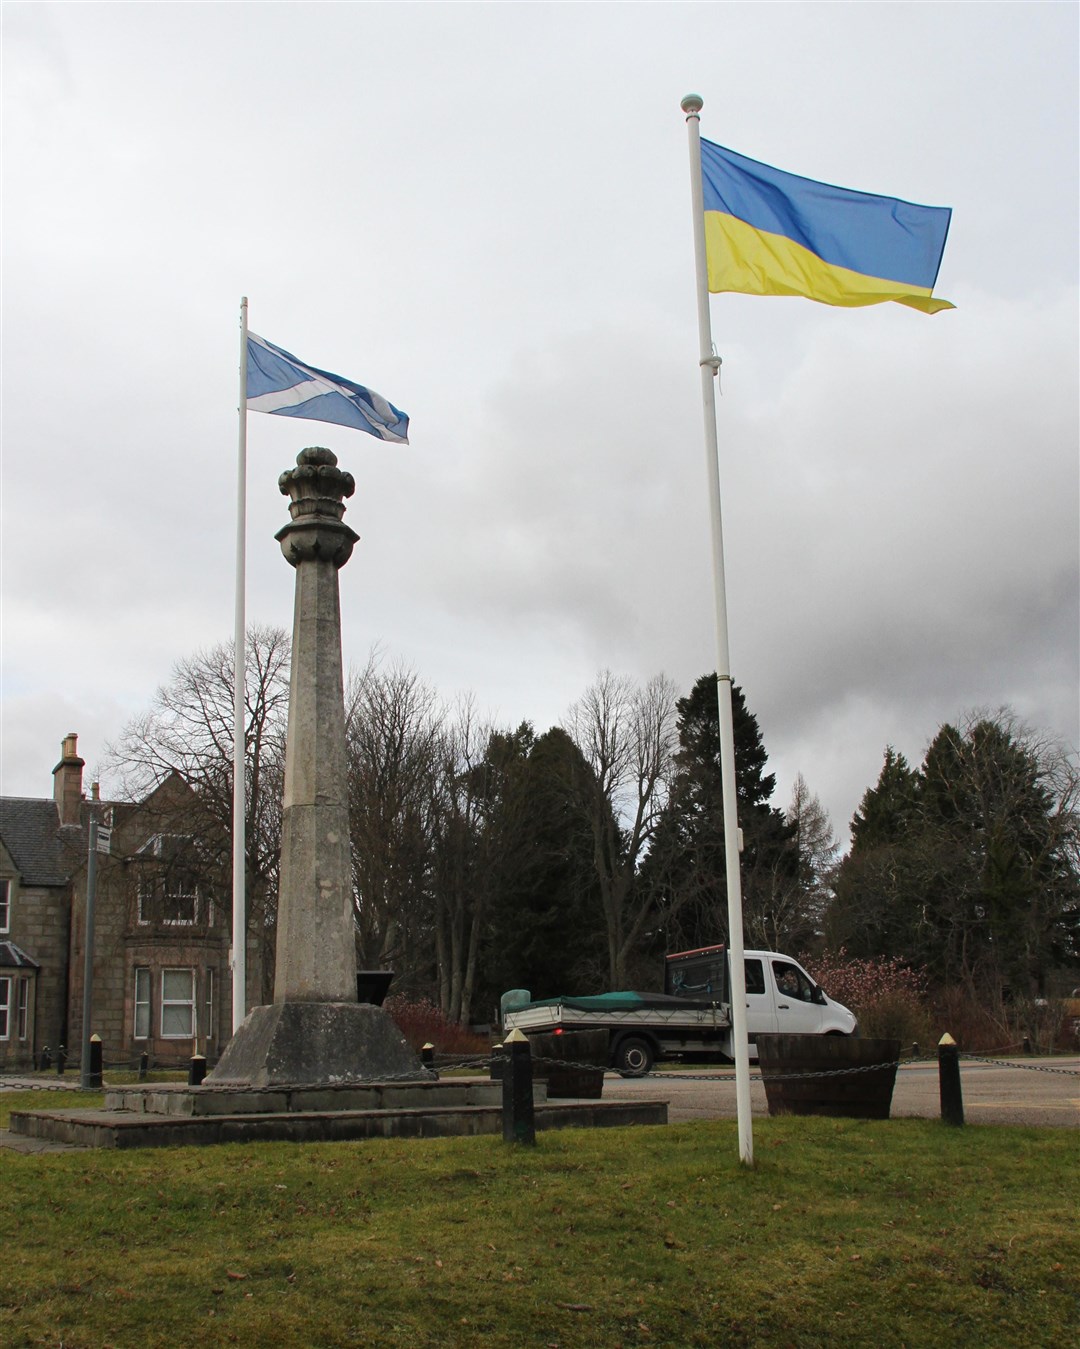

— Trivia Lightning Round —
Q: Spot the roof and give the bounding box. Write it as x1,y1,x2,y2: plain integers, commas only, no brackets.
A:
0,797,84,886
0,940,40,969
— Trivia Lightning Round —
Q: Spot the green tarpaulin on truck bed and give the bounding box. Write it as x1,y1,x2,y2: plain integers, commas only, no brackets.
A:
527,992,648,1012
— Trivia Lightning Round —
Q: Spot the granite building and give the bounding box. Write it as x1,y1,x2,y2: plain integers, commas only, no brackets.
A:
0,734,259,1071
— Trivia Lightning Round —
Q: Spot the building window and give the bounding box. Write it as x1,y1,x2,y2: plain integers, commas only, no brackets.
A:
772,960,816,1003
138,879,200,926
161,969,195,1038
134,967,151,1039
744,959,766,996
161,883,198,926
0,879,9,933
137,833,188,859
136,836,203,927
16,979,29,1040
0,977,10,1039
205,967,215,1043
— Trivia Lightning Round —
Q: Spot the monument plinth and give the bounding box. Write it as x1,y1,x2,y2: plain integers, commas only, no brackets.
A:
208,448,425,1088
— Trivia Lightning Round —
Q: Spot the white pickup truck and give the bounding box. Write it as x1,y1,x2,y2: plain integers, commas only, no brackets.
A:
501,943,858,1074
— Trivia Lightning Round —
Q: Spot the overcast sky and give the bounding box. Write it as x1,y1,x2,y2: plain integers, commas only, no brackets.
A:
2,2,1077,845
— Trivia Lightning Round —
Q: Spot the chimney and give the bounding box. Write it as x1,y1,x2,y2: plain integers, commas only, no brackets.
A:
52,732,85,826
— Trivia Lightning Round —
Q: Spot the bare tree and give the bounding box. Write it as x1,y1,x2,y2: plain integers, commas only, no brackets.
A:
781,772,840,947
344,658,444,985
105,625,290,1003
430,695,499,1025
564,670,678,987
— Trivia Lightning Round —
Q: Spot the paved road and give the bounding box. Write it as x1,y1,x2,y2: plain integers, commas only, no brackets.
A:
603,1056,1079,1128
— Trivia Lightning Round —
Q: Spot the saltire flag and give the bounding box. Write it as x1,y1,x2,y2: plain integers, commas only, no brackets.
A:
700,138,953,314
246,331,409,442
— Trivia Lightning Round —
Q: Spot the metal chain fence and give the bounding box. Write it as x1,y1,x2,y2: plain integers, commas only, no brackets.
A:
957,1053,1080,1076
452,1049,1080,1083
2,1048,1076,1091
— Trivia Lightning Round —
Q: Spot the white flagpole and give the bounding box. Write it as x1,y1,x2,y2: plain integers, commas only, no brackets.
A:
232,296,249,1033
681,94,754,1167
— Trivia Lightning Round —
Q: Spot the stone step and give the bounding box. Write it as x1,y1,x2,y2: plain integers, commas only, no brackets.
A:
103,1079,524,1117
9,1098,667,1149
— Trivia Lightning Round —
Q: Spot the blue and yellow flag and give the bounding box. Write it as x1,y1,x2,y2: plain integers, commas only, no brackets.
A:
700,138,953,314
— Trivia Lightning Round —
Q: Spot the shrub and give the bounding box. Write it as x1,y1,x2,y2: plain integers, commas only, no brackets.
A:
927,984,1002,1052
928,985,1077,1054
1011,996,1072,1053
802,952,1077,1055
383,994,490,1057
801,949,932,1045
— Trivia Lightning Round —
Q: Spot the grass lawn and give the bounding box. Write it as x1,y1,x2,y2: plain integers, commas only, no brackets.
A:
1,1090,1076,1348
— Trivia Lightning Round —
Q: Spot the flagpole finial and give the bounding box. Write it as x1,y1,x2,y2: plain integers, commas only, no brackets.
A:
681,94,703,117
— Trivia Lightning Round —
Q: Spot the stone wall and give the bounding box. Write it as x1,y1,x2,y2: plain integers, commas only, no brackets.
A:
0,878,71,1065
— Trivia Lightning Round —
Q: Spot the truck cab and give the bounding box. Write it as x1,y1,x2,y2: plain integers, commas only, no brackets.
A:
666,944,857,1056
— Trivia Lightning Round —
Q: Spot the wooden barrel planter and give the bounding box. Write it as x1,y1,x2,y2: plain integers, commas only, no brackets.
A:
527,1030,608,1099
756,1034,900,1120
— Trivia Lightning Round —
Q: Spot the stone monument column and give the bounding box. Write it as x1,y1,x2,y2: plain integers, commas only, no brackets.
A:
274,446,359,1003
206,447,423,1089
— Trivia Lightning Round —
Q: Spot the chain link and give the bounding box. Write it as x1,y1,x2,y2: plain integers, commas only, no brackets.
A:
4,1048,1075,1092
958,1053,1079,1076
498,1053,904,1083
0,1079,81,1093
465,1049,1080,1082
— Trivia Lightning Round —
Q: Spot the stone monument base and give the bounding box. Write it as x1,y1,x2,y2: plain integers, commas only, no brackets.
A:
7,1086,668,1150
205,1002,427,1089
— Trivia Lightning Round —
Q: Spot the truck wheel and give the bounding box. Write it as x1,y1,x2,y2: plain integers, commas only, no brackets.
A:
615,1037,654,1076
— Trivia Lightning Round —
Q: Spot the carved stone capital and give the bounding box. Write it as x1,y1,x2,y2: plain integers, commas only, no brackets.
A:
275,447,359,568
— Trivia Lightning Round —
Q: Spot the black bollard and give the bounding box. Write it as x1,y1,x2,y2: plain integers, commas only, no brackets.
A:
138,1051,149,1081
1023,1036,1033,1056
911,1042,920,1060
938,1033,964,1126
489,1043,507,1082
82,1034,103,1090
421,1043,438,1077
40,1046,52,1071
56,1045,67,1076
501,1030,536,1145
188,1054,207,1087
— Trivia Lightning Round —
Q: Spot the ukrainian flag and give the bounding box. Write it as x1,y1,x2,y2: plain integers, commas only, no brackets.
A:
701,138,953,314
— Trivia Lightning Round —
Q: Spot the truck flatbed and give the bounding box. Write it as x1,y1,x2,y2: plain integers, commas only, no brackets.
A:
505,992,731,1033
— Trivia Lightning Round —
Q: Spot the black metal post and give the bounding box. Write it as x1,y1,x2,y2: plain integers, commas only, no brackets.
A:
421,1043,436,1074
490,1043,507,1081
188,1054,207,1086
138,1051,149,1081
84,1034,103,1089
39,1046,52,1071
501,1031,536,1145
56,1045,67,1076
81,817,100,1092
938,1033,964,1126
